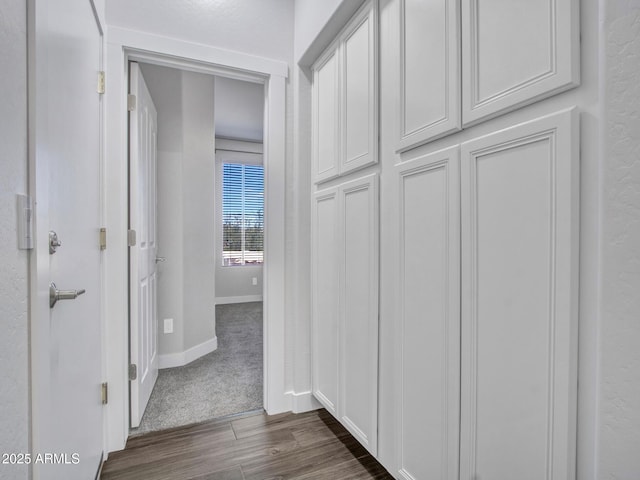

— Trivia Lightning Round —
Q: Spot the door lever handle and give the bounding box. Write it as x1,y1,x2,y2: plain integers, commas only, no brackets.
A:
49,282,86,308
155,256,166,263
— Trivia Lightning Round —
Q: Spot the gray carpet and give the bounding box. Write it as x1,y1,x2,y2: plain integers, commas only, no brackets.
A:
131,302,263,435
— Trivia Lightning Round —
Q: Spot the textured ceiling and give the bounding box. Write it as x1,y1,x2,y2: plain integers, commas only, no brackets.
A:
106,0,294,64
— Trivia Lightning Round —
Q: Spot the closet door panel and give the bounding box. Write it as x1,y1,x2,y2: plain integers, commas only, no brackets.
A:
313,51,340,183
462,0,579,125
340,174,379,455
396,147,460,480
341,1,378,174
311,188,340,414
398,0,461,151
460,109,579,480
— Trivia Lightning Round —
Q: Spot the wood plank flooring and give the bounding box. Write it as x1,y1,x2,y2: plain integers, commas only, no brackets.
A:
101,409,393,480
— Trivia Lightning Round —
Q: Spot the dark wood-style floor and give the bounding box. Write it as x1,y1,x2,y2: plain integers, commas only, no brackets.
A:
101,409,393,479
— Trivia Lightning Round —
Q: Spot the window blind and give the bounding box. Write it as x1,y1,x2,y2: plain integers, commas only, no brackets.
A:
222,163,264,266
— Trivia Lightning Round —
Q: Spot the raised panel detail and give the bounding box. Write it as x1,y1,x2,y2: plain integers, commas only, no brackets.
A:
312,0,378,183
313,51,340,183
311,188,340,414
398,0,461,151
342,5,377,173
460,109,579,480
396,147,460,480
462,0,580,125
339,174,379,455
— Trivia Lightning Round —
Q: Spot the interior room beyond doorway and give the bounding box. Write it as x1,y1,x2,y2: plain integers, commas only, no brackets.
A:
130,61,266,435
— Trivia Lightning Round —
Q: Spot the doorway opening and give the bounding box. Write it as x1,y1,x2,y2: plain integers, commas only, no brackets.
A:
104,32,288,451
127,61,267,435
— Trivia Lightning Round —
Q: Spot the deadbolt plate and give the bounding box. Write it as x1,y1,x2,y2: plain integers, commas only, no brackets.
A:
49,230,62,254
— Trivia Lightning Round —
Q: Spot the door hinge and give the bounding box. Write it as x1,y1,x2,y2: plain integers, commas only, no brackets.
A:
101,382,108,405
99,227,107,250
128,364,137,381
127,94,136,111
127,229,136,247
97,71,105,94
16,194,34,250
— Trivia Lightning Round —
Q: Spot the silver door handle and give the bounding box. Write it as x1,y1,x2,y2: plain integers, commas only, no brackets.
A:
155,257,166,263
50,282,86,308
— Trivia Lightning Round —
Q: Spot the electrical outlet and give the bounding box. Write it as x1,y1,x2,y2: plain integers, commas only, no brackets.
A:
252,277,258,286
164,318,174,334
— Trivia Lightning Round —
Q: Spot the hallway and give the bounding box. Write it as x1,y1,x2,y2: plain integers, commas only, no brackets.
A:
3,1,640,479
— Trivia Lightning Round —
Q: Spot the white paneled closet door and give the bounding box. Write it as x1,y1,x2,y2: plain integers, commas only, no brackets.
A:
397,0,460,151
339,174,379,456
460,109,580,480
313,51,340,183
395,147,460,480
311,174,380,456
461,0,580,125
311,0,378,184
311,187,340,415
341,1,378,174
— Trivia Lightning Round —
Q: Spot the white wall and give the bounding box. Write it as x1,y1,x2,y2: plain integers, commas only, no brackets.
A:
140,64,216,356
597,5,640,478
0,1,29,479
182,71,217,350
215,77,264,142
140,63,185,356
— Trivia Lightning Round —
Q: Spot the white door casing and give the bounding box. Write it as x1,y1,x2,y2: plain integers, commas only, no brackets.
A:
30,0,104,477
128,62,159,428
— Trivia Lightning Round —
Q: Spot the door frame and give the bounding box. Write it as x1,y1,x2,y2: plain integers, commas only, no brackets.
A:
104,27,289,452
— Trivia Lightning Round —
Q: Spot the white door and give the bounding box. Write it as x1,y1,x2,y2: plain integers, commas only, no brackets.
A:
461,0,579,125
397,0,461,151
311,175,379,455
312,50,340,183
340,1,377,175
394,147,460,480
311,187,340,415
30,0,104,478
459,110,579,480
129,62,159,428
338,174,379,456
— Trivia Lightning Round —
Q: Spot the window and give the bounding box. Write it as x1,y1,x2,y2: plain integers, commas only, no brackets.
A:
222,163,264,266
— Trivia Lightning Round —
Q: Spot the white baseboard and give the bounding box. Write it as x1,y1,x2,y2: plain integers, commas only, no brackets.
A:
158,336,218,369
291,391,322,414
215,295,263,305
